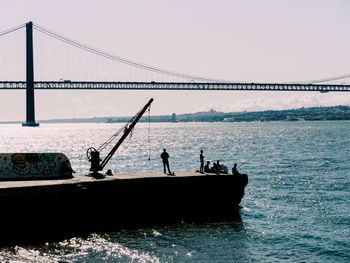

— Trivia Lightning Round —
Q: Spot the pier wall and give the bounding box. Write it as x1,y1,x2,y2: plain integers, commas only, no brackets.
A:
0,173,248,245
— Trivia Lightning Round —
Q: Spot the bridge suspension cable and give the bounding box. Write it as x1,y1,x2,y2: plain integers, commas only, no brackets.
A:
32,23,350,85
0,24,25,38
32,23,225,83
304,73,350,84
31,23,350,85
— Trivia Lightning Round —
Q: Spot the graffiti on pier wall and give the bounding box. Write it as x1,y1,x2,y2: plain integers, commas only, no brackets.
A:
0,153,73,179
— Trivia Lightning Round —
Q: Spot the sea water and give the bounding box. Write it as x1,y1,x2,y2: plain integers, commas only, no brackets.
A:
0,121,349,262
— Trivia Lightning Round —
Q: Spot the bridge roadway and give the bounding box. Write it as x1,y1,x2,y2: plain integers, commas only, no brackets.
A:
0,81,350,92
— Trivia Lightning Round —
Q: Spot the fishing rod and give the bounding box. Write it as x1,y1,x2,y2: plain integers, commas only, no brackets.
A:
238,150,260,169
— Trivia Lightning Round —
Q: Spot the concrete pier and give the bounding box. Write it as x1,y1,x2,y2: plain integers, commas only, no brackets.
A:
0,172,248,245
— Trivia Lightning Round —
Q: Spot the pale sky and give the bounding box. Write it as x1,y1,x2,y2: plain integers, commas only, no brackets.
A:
1,0,350,121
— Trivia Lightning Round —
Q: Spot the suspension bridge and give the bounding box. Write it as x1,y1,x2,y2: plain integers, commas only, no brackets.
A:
1,22,350,126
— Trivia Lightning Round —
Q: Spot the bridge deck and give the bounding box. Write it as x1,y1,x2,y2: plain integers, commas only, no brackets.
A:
0,81,349,92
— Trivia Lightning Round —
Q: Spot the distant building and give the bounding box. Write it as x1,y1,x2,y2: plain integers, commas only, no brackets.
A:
171,113,177,123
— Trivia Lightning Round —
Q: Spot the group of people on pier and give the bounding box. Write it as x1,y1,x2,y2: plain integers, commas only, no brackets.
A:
160,149,240,176
200,150,240,175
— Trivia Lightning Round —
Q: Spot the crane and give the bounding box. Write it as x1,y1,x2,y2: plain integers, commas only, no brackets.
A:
86,98,153,177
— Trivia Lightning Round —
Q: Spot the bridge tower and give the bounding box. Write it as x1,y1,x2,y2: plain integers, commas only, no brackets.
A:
22,21,39,127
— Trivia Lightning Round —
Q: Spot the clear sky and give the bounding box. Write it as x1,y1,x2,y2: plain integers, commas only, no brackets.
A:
1,0,350,121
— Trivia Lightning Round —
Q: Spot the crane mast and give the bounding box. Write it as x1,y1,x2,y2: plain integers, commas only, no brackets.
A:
87,98,153,176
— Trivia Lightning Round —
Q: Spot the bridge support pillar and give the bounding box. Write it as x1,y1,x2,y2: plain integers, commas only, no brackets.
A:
22,21,39,127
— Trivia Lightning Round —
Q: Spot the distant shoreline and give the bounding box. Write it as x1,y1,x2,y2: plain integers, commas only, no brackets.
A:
1,105,350,124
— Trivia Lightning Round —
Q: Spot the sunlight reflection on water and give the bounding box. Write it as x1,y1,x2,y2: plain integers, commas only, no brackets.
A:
0,121,349,262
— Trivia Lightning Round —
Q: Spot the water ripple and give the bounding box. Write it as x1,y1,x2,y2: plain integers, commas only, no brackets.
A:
0,121,349,262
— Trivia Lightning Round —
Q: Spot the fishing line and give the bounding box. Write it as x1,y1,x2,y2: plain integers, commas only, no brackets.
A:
147,105,151,161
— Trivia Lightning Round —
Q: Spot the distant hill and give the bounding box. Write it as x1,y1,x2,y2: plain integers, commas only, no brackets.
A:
104,105,350,123
2,105,350,124
158,105,350,122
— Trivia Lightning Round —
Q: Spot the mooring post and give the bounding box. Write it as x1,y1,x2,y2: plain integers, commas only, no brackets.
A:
22,21,39,127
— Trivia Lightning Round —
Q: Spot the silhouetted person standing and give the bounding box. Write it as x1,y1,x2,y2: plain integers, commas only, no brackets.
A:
199,150,204,173
161,149,171,174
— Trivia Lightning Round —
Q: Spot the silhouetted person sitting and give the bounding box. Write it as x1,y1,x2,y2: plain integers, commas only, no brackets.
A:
204,161,211,173
222,164,228,174
215,160,222,173
161,149,172,175
232,163,240,175
211,162,218,173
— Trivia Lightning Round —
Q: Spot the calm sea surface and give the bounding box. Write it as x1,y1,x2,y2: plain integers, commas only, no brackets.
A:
0,121,349,262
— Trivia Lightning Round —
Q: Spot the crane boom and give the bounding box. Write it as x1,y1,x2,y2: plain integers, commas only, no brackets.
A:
87,98,153,175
